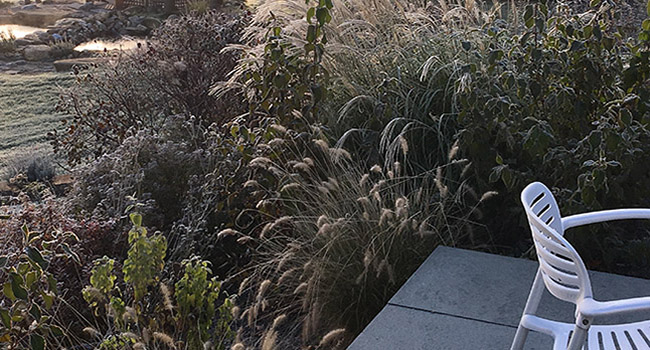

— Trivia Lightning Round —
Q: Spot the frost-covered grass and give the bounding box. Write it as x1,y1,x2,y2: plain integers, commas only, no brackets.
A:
0,72,73,177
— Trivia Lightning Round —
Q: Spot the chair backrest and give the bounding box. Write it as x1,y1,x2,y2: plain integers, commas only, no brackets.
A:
521,182,592,304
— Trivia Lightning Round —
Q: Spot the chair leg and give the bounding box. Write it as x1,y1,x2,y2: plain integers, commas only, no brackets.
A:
566,321,590,350
510,324,529,350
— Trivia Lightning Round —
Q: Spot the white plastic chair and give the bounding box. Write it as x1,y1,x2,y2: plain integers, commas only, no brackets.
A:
511,182,650,350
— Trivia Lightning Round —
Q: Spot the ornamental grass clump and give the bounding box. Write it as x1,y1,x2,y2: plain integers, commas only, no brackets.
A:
233,130,485,348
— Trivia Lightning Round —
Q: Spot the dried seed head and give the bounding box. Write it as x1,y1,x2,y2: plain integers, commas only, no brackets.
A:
479,191,499,202
153,332,176,349
121,332,139,341
448,140,460,160
203,341,214,350
359,173,370,188
393,161,401,176
237,235,253,244
379,209,394,227
260,222,274,238
280,182,301,193
231,344,246,350
257,280,272,301
314,139,329,152
160,283,174,312
303,157,314,166
317,214,330,228
272,314,287,329
133,343,147,350
250,157,271,168
123,306,137,323
231,306,241,319
370,164,382,174
293,282,308,294
357,196,371,210
239,277,250,295
270,124,287,134
278,268,298,285
268,138,286,148
83,327,101,339
218,228,240,238
398,135,409,157
261,329,278,350
319,328,346,348
293,162,310,172
329,147,352,162
243,179,260,188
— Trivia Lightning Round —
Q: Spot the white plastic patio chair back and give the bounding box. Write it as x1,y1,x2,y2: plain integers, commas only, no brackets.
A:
521,182,592,304
511,182,650,350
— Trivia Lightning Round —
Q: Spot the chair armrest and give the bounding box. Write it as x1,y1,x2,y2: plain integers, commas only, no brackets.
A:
562,209,650,230
579,296,650,317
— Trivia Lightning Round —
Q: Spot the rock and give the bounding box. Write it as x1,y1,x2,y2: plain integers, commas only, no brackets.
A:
22,33,44,44
14,39,32,47
51,33,63,41
54,18,87,27
53,57,107,71
34,31,50,42
141,17,161,29
125,24,148,35
20,4,39,10
128,15,143,26
23,44,51,61
78,2,95,10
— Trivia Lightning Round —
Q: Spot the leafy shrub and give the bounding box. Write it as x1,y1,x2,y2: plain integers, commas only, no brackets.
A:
0,223,80,349
0,31,15,54
53,11,248,165
82,214,235,350
48,38,76,59
6,154,56,183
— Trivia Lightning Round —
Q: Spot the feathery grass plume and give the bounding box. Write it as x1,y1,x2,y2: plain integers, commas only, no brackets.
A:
293,282,308,294
160,283,174,312
133,343,147,350
218,228,241,238
123,306,137,323
268,138,286,148
142,327,151,344
276,252,294,272
260,222,274,238
239,277,250,296
398,135,409,157
448,140,460,160
272,314,288,329
319,328,346,348
231,344,246,350
317,215,330,228
203,341,214,350
303,157,315,167
257,279,272,302
244,179,261,188
278,267,298,285
83,327,101,339
261,328,278,350
378,209,394,227
479,191,499,203
314,139,329,152
121,332,140,341
270,124,287,135
395,197,409,219
293,162,311,172
369,164,382,174
232,306,241,319
359,173,370,188
237,235,254,244
249,157,272,168
280,182,301,193
153,332,176,349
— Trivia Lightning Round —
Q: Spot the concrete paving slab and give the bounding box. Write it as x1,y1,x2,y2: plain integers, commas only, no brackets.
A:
390,246,650,327
347,304,553,350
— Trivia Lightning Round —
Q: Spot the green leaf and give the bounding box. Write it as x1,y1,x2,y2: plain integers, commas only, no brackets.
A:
30,333,45,350
2,283,15,301
130,213,142,227
0,256,7,269
647,0,650,17
461,41,471,51
29,303,41,321
0,308,10,328
306,25,316,43
306,7,315,23
496,154,504,165
25,247,48,271
49,325,64,337
11,280,28,301
589,0,600,7
316,7,330,25
643,20,650,31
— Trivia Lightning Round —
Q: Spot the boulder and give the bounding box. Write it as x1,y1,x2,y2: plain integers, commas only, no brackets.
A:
22,44,51,61
53,57,107,71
